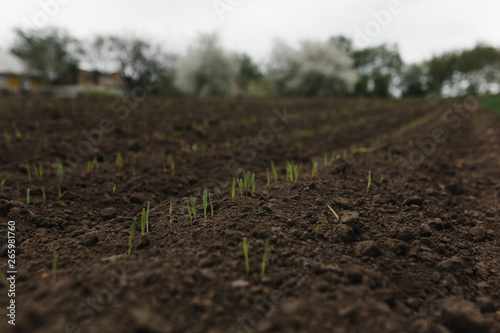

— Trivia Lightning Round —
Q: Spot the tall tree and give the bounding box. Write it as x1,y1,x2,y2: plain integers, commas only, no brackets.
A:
10,27,82,84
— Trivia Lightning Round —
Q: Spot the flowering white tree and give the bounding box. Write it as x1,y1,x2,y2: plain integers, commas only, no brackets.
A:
174,34,238,96
268,39,357,96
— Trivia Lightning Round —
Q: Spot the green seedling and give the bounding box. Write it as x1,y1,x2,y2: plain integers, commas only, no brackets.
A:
190,197,197,220
286,161,301,182
367,170,372,193
140,208,146,235
209,192,213,217
128,218,137,256
311,161,318,177
350,144,357,155
146,202,150,233
92,156,99,171
0,173,8,187
203,188,208,219
57,186,62,199
131,166,136,177
187,202,193,225
232,177,236,200
171,160,175,176
342,148,347,158
261,239,269,281
3,131,11,143
112,184,116,194
15,128,21,139
315,225,319,239
271,161,278,185
238,171,255,196
330,152,336,165
42,186,46,204
115,153,123,167
169,202,173,225
52,250,58,282
26,189,30,204
55,158,64,180
380,170,384,184
267,168,270,186
327,204,339,220
32,163,41,180
26,164,32,184
243,238,249,275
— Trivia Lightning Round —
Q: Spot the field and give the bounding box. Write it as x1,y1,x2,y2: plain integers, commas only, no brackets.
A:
0,95,499,333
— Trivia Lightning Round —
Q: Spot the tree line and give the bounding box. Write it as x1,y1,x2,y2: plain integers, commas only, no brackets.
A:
9,27,500,98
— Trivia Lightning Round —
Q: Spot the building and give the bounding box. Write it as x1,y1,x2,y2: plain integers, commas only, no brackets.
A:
54,68,126,97
0,50,40,93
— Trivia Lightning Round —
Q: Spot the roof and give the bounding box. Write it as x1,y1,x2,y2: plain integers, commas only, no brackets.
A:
0,50,28,75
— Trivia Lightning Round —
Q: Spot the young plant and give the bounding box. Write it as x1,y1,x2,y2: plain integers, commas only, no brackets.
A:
131,166,136,177
57,186,62,199
238,171,255,196
203,188,208,219
327,204,339,220
190,197,197,220
311,161,318,177
261,239,270,281
42,186,46,204
26,164,32,184
379,170,384,184
170,159,175,176
266,168,270,186
387,151,392,162
55,158,64,180
32,163,41,180
115,153,124,167
140,208,146,235
243,238,249,275
271,161,278,185
169,202,173,225
52,250,58,282
330,152,336,165
112,184,116,194
231,177,236,201
367,170,372,193
0,173,8,187
26,189,30,204
128,218,137,256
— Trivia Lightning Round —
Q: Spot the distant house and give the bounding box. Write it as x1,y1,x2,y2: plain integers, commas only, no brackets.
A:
54,68,126,97
0,50,41,93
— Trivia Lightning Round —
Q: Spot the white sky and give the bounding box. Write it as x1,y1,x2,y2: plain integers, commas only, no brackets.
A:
0,0,499,65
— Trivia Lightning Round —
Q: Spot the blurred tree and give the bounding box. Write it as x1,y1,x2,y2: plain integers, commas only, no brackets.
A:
351,44,403,97
457,44,500,95
401,64,428,97
174,34,238,96
426,51,459,96
267,39,357,97
85,35,173,93
236,53,263,94
10,27,82,84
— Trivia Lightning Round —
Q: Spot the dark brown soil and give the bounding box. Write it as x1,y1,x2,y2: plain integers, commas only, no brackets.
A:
0,96,499,333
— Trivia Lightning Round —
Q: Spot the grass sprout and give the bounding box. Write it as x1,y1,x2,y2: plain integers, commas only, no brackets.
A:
190,197,197,220
42,186,46,204
0,173,8,187
57,186,62,199
55,158,64,180
131,166,136,177
243,238,249,275
26,164,32,184
26,189,30,204
311,161,318,177
146,202,150,233
112,184,116,194
367,170,372,193
128,218,137,256
327,204,339,220
231,177,236,201
267,168,270,186
238,171,255,197
141,208,146,235
203,188,208,219
187,201,193,225
115,153,123,167
169,202,173,225
286,161,301,182
271,161,278,185
261,239,269,281
209,192,213,217
330,152,336,165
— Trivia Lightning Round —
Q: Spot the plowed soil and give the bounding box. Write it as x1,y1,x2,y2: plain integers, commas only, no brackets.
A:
0,96,499,333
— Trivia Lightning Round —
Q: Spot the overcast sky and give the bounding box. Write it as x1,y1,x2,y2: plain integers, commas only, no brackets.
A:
0,0,498,65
